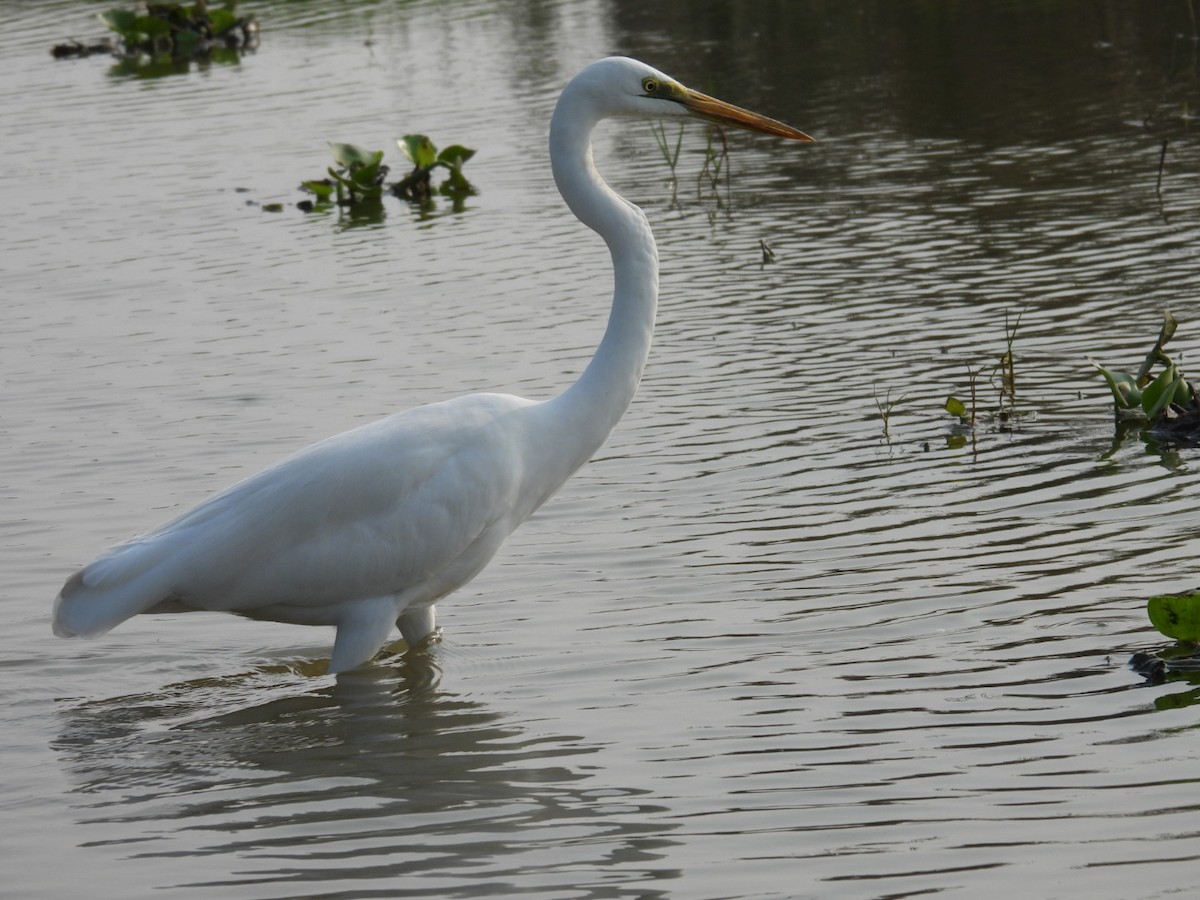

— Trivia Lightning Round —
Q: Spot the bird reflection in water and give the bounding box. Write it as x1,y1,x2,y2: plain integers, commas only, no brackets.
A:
52,649,678,895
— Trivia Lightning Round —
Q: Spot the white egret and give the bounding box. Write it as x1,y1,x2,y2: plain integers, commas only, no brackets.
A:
52,57,813,673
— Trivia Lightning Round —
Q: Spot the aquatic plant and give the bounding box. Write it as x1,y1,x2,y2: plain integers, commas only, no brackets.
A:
301,137,477,215
99,2,257,57
873,385,905,444
944,364,982,429
998,305,1023,409
1089,311,1200,442
651,121,684,177
647,122,755,211
302,143,389,210
1147,592,1200,644
52,2,257,69
944,305,1027,434
650,121,683,204
391,135,477,207
697,125,731,204
1129,591,1200,686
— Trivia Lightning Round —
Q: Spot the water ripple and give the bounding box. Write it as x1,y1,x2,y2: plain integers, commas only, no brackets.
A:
5,2,1200,898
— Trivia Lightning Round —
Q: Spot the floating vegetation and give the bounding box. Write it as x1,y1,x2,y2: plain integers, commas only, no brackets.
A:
1130,591,1200,687
302,143,389,215
101,2,258,56
53,2,258,70
1090,311,1200,445
299,136,477,218
1147,592,1200,643
391,135,477,207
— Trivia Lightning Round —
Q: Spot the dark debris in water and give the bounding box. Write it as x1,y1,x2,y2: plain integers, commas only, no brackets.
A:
51,39,115,59
1129,647,1200,685
1148,403,1200,447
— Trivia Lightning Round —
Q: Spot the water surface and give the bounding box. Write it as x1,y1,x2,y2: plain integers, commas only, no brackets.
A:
4,1,1200,897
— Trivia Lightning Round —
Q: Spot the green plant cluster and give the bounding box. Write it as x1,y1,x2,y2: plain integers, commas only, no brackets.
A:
301,136,476,214
392,135,475,203
302,144,390,208
1090,311,1200,440
1131,591,1200,687
100,2,257,58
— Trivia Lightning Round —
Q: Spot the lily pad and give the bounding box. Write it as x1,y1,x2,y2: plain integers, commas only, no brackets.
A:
1147,592,1200,642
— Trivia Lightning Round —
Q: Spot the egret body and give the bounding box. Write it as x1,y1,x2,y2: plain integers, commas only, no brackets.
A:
52,58,812,673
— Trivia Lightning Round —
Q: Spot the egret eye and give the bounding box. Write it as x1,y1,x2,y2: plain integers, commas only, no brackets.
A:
642,77,659,95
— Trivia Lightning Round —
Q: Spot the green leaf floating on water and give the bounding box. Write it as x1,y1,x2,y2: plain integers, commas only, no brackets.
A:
944,396,967,418
1147,593,1200,642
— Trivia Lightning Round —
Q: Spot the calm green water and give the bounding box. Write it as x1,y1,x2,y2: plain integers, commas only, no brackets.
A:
3,1,1200,897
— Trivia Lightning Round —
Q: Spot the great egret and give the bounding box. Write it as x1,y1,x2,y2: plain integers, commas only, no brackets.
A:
52,57,813,673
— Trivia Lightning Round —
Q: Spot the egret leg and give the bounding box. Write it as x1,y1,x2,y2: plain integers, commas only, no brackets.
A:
398,604,437,649
329,596,399,674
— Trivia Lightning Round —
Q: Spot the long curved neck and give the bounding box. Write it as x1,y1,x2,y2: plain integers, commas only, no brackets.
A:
536,92,659,478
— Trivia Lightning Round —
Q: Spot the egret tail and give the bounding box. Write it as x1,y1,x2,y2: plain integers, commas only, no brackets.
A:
52,538,180,637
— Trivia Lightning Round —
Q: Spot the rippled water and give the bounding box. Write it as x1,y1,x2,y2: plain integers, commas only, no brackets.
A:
5,1,1200,897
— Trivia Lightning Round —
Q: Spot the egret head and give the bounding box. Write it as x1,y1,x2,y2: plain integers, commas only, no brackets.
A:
574,56,814,142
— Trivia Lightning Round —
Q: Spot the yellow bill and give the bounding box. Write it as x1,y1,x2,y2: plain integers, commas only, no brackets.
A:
678,87,815,142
